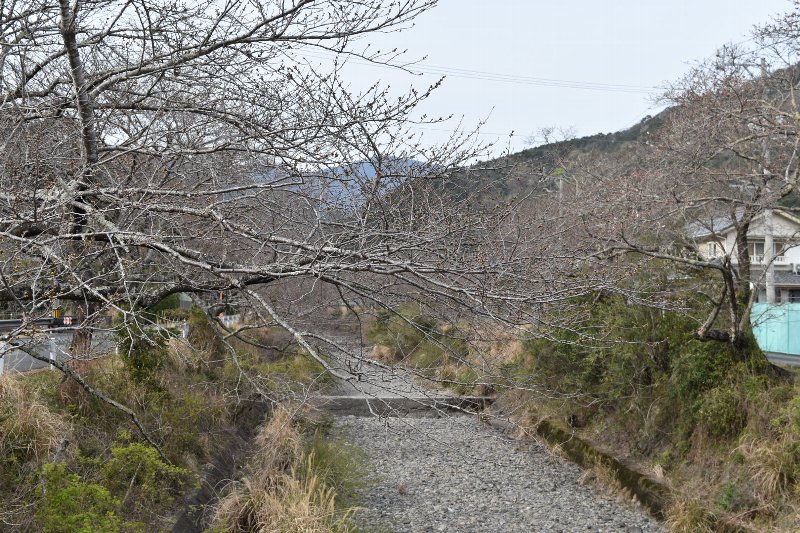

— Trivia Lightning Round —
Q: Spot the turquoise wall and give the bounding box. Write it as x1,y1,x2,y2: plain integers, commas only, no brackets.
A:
751,303,800,355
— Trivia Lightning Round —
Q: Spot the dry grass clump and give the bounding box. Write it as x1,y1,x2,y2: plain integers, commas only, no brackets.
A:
211,405,356,533
0,375,69,530
0,375,67,466
249,405,304,476
664,496,715,533
578,457,635,505
370,344,394,362
475,332,522,366
56,356,115,409
737,435,800,504
171,331,222,374
213,459,354,533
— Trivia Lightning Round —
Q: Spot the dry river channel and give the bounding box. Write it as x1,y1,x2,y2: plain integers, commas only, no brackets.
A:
317,353,665,533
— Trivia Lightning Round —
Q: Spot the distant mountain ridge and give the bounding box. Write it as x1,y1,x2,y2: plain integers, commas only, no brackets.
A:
460,109,670,201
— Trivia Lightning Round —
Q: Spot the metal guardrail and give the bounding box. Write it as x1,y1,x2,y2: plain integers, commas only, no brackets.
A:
0,329,117,376
0,317,75,332
0,314,240,376
220,314,241,328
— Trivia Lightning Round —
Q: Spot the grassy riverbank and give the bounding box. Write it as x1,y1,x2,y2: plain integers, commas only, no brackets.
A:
0,309,363,532
207,404,371,533
499,295,800,532
367,302,800,532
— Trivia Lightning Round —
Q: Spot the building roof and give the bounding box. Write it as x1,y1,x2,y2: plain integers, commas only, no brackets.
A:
689,208,800,239
688,214,739,238
774,271,800,287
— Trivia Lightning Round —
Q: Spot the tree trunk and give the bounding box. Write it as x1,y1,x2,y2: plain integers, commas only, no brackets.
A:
68,303,94,361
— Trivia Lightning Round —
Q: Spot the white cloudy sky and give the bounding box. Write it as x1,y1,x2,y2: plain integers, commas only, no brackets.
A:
320,0,792,156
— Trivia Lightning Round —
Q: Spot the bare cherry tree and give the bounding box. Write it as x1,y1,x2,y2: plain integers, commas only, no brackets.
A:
548,5,800,362
0,0,578,448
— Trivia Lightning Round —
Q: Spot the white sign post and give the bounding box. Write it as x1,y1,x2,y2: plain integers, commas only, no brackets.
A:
49,336,56,370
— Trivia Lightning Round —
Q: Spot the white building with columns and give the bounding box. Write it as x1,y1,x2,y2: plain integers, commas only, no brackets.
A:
693,208,800,303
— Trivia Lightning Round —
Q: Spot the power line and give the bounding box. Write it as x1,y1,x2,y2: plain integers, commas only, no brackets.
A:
407,124,513,137
403,62,658,92
299,50,662,94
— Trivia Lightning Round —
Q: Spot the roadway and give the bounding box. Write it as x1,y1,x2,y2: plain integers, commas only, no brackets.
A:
767,352,800,367
0,332,115,375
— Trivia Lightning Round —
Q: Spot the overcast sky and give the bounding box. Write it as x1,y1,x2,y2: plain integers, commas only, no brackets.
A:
325,0,792,157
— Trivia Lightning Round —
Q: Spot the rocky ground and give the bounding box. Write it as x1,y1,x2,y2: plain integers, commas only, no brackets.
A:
334,415,664,533
318,332,664,532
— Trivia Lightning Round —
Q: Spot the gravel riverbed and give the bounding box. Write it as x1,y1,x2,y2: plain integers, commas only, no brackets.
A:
334,415,664,533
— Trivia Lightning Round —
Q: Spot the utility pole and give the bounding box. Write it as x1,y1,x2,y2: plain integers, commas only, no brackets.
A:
756,57,777,303
765,208,776,303
736,57,776,303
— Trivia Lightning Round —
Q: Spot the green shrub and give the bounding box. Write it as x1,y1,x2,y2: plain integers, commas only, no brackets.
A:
302,432,371,507
186,307,225,361
101,443,195,517
157,391,223,458
670,341,734,402
411,341,447,372
508,291,773,457
38,463,133,533
255,350,332,394
368,306,470,371
776,394,800,434
116,325,171,384
698,387,746,439
443,335,470,362
452,366,480,395
368,308,427,361
742,374,771,401
148,294,181,316
714,480,757,512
